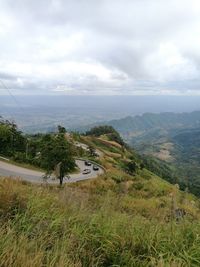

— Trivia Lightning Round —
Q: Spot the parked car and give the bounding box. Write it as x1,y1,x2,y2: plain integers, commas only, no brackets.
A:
85,160,92,166
82,169,91,174
93,165,99,171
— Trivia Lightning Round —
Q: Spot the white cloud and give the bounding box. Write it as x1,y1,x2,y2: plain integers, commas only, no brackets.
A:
145,43,199,82
0,0,200,95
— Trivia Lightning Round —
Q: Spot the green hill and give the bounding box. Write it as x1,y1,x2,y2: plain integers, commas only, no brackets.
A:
1,124,200,266
85,112,200,197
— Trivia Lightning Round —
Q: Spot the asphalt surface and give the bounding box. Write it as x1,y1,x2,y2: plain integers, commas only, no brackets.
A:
0,159,104,184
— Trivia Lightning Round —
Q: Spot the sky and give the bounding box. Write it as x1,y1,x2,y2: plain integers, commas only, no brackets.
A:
1,0,200,95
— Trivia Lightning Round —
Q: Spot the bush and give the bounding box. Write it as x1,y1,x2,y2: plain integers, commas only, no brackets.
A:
111,175,125,184
12,152,26,163
132,182,144,190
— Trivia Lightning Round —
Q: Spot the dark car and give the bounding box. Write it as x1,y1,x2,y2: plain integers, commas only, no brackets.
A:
93,165,99,171
82,169,91,174
85,160,92,166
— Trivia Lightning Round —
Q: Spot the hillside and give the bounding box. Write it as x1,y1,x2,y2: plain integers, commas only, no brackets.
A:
1,125,200,266
81,112,200,197
131,127,200,197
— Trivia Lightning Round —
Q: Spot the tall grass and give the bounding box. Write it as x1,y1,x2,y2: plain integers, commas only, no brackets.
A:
0,178,200,266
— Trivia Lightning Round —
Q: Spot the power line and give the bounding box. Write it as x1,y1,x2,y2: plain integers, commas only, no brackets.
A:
0,79,24,112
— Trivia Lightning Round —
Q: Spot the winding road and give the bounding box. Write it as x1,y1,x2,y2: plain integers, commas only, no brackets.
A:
0,159,104,184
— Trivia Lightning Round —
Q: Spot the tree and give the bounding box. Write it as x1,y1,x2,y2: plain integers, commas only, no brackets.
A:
140,162,145,170
0,118,26,156
40,133,75,185
57,125,66,134
0,123,12,155
88,145,96,157
125,161,138,175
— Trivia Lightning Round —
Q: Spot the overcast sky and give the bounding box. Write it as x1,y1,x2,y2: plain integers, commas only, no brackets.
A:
1,0,200,95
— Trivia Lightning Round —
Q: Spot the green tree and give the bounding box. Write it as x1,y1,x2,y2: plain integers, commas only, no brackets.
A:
40,133,75,185
0,118,26,157
0,123,12,155
125,161,138,175
88,145,96,157
57,125,66,134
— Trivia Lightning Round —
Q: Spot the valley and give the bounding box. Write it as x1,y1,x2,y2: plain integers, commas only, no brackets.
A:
93,111,200,196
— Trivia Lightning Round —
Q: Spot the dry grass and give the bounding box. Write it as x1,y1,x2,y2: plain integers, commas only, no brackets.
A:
0,177,200,266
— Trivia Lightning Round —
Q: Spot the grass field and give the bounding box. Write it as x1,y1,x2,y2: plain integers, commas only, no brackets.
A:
0,173,200,267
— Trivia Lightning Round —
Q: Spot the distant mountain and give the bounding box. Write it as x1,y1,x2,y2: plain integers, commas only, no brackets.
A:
77,110,200,145
2,95,200,133
104,111,200,133
172,128,200,164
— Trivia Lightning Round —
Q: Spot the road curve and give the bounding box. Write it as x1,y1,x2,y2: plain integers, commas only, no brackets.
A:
0,160,104,184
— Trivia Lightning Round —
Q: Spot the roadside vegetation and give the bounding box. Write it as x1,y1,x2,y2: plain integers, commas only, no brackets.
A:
0,118,76,184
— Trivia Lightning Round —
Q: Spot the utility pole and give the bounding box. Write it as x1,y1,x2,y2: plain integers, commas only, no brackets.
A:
26,139,29,159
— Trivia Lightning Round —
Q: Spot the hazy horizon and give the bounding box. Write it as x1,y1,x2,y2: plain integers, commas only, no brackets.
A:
1,95,200,132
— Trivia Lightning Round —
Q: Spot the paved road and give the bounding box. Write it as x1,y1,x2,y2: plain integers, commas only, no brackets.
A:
0,159,104,184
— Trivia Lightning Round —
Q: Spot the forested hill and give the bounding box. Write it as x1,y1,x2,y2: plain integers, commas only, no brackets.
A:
104,111,200,134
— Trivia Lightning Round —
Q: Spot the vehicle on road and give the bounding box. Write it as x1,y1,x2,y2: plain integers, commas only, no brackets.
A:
82,168,91,174
85,160,92,166
0,159,103,184
93,165,99,171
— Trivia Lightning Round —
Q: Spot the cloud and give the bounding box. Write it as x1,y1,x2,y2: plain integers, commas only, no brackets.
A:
0,0,200,95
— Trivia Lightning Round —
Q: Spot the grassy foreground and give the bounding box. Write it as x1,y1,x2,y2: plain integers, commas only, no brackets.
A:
0,174,200,267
